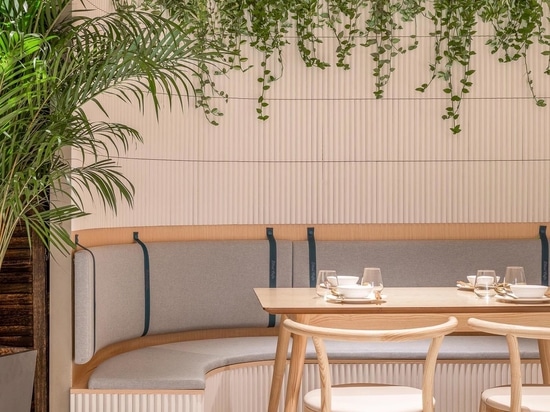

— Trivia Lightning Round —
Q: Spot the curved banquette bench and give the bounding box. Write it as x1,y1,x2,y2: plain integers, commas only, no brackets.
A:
71,229,548,412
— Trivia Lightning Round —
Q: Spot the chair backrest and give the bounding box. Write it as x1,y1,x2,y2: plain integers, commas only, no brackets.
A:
467,318,550,412
282,316,458,412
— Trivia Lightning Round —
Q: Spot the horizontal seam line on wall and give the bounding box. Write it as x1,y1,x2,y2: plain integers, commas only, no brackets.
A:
196,95,550,101
106,157,550,164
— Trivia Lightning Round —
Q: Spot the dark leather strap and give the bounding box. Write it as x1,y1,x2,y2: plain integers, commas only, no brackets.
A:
540,225,548,286
133,232,151,336
307,227,317,287
266,227,277,327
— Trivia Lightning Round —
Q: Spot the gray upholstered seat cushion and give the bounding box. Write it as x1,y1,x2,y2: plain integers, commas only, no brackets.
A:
88,335,540,390
89,336,283,390
325,335,540,360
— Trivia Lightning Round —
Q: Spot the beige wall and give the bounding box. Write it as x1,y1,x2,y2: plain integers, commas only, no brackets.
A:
50,249,72,412
73,27,550,231
53,4,550,411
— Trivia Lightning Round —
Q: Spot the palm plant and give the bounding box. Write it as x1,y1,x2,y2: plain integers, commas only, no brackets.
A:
0,0,226,268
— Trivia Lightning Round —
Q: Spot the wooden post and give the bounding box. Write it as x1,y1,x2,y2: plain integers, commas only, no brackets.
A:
0,225,48,412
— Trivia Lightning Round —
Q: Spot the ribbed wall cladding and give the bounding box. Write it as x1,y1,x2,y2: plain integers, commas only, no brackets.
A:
71,361,542,412
73,14,550,230
205,364,286,412
70,392,204,412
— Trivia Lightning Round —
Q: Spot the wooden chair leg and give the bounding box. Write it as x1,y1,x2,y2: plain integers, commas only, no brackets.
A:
481,400,506,412
479,399,487,412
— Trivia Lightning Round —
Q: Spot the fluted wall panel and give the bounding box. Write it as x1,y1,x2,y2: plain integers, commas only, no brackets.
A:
70,361,542,412
72,12,550,230
70,392,203,412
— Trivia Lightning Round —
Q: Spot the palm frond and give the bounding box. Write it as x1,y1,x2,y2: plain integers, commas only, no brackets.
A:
0,1,230,265
52,11,228,117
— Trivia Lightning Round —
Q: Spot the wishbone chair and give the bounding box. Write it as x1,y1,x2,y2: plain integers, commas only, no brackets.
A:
282,316,458,412
468,318,550,412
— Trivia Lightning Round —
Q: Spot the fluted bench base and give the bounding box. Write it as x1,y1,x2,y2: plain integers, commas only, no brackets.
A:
71,335,543,412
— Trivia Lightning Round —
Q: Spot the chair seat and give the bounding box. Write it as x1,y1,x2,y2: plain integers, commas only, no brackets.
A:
303,385,433,412
483,386,550,412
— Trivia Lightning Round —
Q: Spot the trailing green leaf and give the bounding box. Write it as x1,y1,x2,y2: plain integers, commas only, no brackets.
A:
127,0,550,131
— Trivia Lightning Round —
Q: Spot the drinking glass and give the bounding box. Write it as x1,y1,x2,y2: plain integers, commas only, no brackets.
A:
504,266,526,286
474,270,497,298
362,268,383,293
316,270,338,297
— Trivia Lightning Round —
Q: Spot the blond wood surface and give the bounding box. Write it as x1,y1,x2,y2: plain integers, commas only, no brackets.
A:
283,317,458,343
254,288,550,328
72,223,545,246
283,317,457,412
255,287,550,412
541,340,550,384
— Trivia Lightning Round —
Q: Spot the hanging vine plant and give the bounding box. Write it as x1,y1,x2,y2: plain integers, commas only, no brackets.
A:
141,0,550,133
480,0,550,104
415,0,478,134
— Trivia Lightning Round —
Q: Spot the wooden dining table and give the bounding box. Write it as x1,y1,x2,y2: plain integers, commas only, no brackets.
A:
254,286,550,412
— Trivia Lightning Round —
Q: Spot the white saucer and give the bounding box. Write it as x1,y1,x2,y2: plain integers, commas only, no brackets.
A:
497,295,550,304
325,294,386,304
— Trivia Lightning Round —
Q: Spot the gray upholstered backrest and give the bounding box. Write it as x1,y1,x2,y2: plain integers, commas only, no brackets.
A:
74,235,543,364
292,239,542,287
74,244,146,364
74,239,292,364
145,241,292,334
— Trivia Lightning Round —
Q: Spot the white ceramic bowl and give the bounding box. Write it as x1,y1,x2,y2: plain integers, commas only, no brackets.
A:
327,275,359,286
510,284,548,299
336,284,374,299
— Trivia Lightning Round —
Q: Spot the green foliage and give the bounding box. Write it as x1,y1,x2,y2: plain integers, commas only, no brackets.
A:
3,0,548,266
419,0,478,133
150,0,550,133
0,0,227,266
